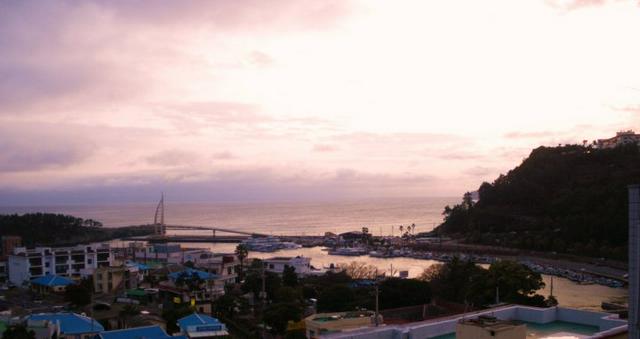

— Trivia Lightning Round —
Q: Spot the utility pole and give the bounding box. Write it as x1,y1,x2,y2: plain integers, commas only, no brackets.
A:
260,262,267,339
374,269,379,327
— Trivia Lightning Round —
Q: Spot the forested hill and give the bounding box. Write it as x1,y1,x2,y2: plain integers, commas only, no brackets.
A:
435,144,640,260
0,213,154,247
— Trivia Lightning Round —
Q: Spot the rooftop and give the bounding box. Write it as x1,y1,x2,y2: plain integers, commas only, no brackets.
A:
99,325,172,339
168,268,219,281
28,313,104,334
31,275,75,287
459,315,522,331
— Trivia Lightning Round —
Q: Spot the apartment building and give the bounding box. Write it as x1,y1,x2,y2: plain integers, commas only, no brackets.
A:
93,265,139,294
8,243,113,285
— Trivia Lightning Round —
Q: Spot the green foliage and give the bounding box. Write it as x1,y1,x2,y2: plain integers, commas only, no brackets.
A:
2,324,36,339
436,144,640,260
241,269,282,301
175,271,204,291
263,302,302,335
0,213,154,247
379,278,431,309
235,244,249,280
424,258,548,307
282,265,298,287
317,284,356,312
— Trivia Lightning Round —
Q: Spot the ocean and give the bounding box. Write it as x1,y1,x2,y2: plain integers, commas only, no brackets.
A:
0,196,457,236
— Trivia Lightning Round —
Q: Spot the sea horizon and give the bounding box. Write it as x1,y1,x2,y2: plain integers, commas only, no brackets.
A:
0,196,458,236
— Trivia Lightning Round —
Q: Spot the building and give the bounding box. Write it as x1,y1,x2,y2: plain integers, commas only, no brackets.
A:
629,184,640,339
93,265,139,294
160,268,226,314
8,243,113,286
305,311,382,338
1,236,21,260
27,313,104,339
134,243,207,264
264,256,312,276
177,313,229,338
190,253,238,285
319,305,627,339
98,325,178,339
456,316,526,339
31,274,75,294
596,130,640,149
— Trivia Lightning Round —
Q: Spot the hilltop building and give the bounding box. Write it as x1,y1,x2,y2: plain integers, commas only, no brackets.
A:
595,130,640,149
8,243,113,286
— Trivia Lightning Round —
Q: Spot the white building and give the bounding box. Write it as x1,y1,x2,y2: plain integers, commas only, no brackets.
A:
264,256,312,275
8,243,113,286
321,305,627,339
596,130,640,149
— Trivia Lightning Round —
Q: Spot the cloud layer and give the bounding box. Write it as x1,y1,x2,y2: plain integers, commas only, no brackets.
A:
1,0,640,204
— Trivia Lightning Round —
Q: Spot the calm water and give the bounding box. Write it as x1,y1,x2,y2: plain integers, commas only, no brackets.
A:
3,197,628,310
0,197,457,236
162,242,628,311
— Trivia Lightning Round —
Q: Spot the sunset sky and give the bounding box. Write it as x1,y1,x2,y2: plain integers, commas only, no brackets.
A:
1,0,639,204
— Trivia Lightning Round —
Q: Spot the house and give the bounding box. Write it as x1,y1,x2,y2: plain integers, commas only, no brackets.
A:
31,274,75,294
191,253,238,286
264,256,312,276
305,311,382,338
8,243,112,286
160,268,225,314
93,266,139,294
98,325,181,339
595,130,640,149
177,313,229,338
27,313,104,339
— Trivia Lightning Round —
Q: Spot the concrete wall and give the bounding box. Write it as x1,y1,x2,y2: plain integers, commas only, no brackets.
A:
322,306,628,339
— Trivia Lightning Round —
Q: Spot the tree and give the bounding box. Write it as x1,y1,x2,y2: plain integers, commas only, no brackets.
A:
282,265,298,287
235,244,249,280
317,285,355,312
337,261,378,280
3,324,36,339
263,303,302,335
379,278,431,309
487,261,546,306
65,283,91,307
175,271,204,291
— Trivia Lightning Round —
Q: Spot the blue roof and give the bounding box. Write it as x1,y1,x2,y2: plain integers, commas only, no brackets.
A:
169,268,218,281
125,261,150,271
28,313,104,334
31,275,75,287
177,313,222,330
99,325,171,339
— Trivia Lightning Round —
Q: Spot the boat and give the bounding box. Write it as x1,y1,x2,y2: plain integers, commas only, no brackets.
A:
328,247,368,256
241,236,301,252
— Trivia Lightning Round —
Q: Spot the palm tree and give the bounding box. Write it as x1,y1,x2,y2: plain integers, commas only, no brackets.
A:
235,244,249,281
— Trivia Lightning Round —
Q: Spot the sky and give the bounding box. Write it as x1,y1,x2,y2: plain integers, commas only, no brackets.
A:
1,0,640,205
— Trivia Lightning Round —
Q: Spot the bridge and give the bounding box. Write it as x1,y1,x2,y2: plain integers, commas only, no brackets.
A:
146,195,271,242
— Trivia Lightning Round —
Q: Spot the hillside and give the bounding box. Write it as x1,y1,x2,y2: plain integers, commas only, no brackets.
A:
0,213,154,247
435,144,640,260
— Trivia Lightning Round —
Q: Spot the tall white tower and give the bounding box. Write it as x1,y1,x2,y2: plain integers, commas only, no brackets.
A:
154,193,166,236
629,184,640,339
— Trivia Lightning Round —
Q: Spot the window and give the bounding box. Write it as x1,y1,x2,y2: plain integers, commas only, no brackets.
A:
227,267,233,274
108,282,113,290
87,259,92,265
108,272,113,280
45,262,50,268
